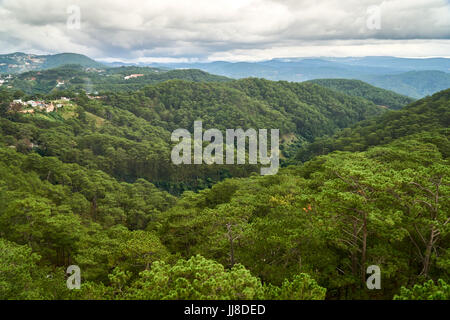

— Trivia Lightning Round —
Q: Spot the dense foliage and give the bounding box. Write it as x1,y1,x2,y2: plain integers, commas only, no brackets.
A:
0,76,383,193
362,70,450,99
0,52,104,74
0,73,448,300
295,89,450,163
5,65,230,95
394,279,450,300
309,79,415,110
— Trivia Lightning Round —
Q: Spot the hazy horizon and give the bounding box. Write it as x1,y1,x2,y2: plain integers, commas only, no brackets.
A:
3,51,450,65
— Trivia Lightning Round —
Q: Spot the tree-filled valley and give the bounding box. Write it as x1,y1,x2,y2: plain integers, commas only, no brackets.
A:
0,65,449,300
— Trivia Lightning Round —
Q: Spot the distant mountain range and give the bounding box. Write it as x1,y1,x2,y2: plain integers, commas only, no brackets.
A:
360,71,450,99
0,52,104,74
145,57,450,98
1,53,450,98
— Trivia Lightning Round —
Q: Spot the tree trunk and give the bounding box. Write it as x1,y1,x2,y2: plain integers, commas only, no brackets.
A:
361,212,367,283
227,223,235,267
422,227,435,277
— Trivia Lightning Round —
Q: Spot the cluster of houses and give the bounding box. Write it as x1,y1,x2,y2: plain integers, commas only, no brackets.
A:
10,97,70,114
0,74,13,88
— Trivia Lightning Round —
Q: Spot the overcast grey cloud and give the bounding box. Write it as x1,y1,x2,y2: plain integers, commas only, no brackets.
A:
0,0,449,62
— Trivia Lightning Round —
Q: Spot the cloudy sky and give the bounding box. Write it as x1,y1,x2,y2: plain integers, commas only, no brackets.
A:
0,0,449,62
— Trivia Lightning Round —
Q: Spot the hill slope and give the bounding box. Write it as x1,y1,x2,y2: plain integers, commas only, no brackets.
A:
151,57,450,97
308,79,415,109
3,64,231,94
295,88,450,162
152,87,450,300
0,52,104,74
105,78,384,142
0,77,384,193
361,71,450,99
0,77,448,301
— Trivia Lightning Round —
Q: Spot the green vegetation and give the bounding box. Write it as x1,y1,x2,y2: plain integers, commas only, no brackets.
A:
295,88,450,162
155,57,450,98
394,279,450,300
72,255,325,300
0,52,104,74
309,79,415,109
154,131,449,299
0,239,67,299
0,76,383,194
6,65,230,95
0,71,448,300
363,71,450,99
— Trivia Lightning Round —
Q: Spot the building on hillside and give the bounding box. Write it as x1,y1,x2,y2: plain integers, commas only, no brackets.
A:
27,100,38,107
124,74,144,80
32,101,46,110
19,109,35,114
45,103,55,112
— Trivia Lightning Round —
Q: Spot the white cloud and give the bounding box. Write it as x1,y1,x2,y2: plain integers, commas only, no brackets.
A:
0,0,449,61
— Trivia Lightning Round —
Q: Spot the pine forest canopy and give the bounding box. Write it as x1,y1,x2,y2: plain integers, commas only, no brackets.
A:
0,61,448,301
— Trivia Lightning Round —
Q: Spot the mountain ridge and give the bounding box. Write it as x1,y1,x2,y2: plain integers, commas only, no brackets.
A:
2,52,450,98
0,52,104,74
308,78,416,109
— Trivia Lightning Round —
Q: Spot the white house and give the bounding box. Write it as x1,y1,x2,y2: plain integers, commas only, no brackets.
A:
124,74,144,80
27,100,38,107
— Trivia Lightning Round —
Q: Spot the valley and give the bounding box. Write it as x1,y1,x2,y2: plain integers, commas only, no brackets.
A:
0,56,448,300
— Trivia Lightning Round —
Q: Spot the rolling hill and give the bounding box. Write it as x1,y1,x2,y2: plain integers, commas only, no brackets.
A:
3,53,450,98
361,70,450,99
308,79,415,109
295,87,450,162
0,70,448,301
0,52,104,74
148,56,450,97
0,76,385,193
2,64,230,94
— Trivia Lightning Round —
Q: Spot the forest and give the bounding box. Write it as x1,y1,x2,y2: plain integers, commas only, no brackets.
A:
0,70,449,300
4,65,230,95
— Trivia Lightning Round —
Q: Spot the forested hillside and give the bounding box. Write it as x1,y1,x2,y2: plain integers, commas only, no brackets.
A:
362,71,450,99
3,65,230,95
0,53,104,74
0,80,448,300
151,57,450,98
154,129,449,299
0,77,384,193
295,88,450,162
309,79,415,109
